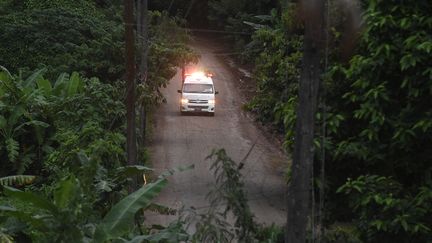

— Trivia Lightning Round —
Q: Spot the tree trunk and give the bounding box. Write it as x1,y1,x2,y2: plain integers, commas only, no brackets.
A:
286,0,325,242
137,0,148,145
124,0,137,190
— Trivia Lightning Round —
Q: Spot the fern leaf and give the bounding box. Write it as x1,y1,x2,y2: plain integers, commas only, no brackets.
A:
0,175,36,186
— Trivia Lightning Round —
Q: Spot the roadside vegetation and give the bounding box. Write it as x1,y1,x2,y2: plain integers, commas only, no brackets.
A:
1,0,431,242
206,0,432,241
0,0,197,241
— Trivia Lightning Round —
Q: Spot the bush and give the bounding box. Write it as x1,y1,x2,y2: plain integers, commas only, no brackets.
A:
338,175,432,242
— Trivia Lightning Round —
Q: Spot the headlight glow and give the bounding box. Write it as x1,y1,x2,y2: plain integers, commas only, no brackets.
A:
181,98,189,104
208,99,215,104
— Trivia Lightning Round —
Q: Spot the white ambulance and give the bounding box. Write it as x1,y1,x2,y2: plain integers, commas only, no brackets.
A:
177,72,218,115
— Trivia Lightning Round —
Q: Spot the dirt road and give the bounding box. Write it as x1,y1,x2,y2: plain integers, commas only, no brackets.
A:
146,39,287,227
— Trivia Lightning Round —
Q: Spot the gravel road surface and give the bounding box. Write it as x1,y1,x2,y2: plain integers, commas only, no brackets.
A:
146,39,287,228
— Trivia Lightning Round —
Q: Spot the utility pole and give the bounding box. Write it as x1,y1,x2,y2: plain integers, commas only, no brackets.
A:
124,0,137,187
286,0,325,242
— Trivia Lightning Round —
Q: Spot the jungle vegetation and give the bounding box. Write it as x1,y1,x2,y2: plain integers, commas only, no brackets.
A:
1,0,431,242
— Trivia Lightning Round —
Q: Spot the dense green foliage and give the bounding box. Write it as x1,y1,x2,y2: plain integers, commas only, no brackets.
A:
0,0,124,81
207,0,279,54
0,0,198,241
149,0,209,28
0,69,130,241
325,1,432,241
244,7,302,149
2,0,431,241
0,68,125,178
216,0,432,241
0,68,192,241
142,11,199,106
338,175,432,242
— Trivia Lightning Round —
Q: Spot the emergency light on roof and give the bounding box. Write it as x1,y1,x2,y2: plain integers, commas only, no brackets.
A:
185,71,213,78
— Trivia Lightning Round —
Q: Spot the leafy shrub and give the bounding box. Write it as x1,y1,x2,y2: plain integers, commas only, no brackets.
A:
0,69,125,178
182,149,284,243
244,11,302,150
338,175,432,242
208,0,278,54
0,2,199,242
0,166,176,242
140,11,199,107
0,4,124,81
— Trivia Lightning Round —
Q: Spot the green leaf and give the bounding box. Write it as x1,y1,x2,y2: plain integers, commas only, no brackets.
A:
0,205,46,230
34,126,45,145
53,73,69,96
96,180,113,193
374,220,383,230
24,69,46,88
400,54,418,71
67,72,82,97
94,178,168,242
401,220,408,232
76,152,90,165
418,41,432,53
3,186,58,214
36,78,52,95
0,115,6,130
54,176,80,209
5,138,19,162
8,105,25,128
0,65,13,80
13,120,50,133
